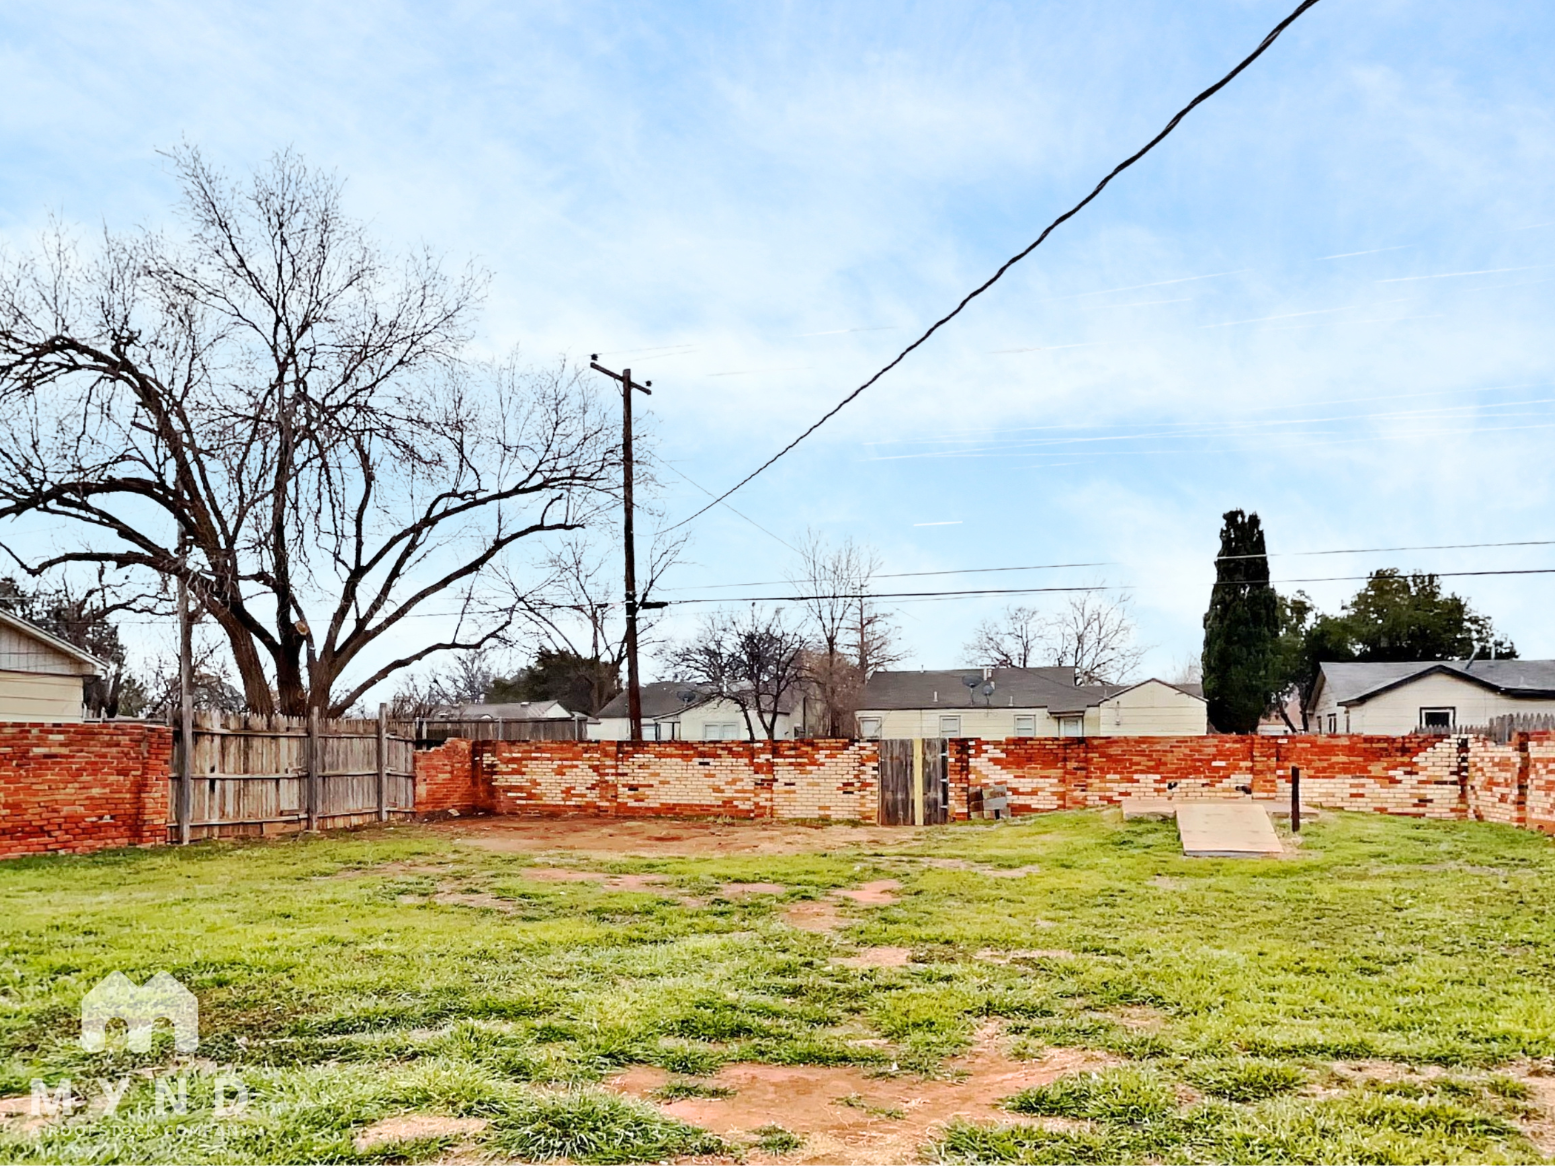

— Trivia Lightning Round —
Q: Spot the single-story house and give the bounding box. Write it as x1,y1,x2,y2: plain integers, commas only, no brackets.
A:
855,667,1207,739
0,609,103,723
418,699,585,741
1307,659,1555,734
590,681,799,741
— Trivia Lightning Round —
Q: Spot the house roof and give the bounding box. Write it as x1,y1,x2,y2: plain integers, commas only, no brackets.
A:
1317,660,1555,706
861,667,1082,711
426,700,575,721
598,680,797,720
0,608,104,676
597,681,707,721
1101,678,1208,705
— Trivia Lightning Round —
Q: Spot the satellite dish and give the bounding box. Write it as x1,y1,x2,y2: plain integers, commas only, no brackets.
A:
962,675,981,690
676,688,698,704
981,681,996,698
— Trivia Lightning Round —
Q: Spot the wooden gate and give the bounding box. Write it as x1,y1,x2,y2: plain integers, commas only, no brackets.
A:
878,738,950,826
879,739,914,825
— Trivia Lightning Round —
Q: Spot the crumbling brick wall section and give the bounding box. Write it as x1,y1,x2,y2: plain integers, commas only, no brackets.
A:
476,738,878,822
0,722,171,858
1525,734,1555,834
958,733,1492,821
414,738,486,817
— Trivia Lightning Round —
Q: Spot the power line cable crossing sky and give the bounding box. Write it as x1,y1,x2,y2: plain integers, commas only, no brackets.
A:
666,0,1325,531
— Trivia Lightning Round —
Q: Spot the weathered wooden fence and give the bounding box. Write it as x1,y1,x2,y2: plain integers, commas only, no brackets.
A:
415,716,586,742
170,710,415,841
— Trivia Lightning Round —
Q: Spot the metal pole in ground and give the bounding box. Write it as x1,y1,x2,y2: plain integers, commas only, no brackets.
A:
376,702,389,822
177,529,194,846
1290,765,1301,833
307,705,321,832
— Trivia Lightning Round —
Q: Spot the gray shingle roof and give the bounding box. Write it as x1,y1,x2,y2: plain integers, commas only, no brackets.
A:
597,681,709,720
598,680,796,719
1319,660,1555,705
860,667,1138,714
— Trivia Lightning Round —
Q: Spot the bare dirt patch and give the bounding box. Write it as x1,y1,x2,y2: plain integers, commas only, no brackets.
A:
609,1024,1120,1165
352,1114,489,1151
445,817,916,858
838,879,900,905
978,865,1042,879
0,1094,47,1135
833,946,914,968
783,901,845,933
721,882,788,897
432,890,513,911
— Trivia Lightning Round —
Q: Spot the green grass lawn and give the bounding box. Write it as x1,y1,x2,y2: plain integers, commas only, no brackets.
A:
3,810,1555,1163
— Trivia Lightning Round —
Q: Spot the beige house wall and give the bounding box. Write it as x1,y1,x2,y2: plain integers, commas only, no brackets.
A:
0,670,88,723
1311,672,1555,734
592,697,796,741
1096,681,1208,736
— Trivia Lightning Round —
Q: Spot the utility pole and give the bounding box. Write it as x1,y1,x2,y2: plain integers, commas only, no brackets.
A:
589,356,663,742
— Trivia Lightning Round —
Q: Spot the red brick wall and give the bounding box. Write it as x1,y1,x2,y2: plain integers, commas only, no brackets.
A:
958,733,1473,820
0,723,171,858
1523,734,1555,833
476,739,879,821
413,738,485,816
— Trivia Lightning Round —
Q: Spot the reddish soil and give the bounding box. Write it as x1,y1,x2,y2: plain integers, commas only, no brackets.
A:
445,817,916,857
783,901,845,933
352,1114,489,1151
609,1023,1121,1165
832,946,914,968
720,882,788,897
837,879,900,905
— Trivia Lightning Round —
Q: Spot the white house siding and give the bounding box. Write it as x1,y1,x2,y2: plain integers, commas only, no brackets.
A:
591,698,795,741
0,671,88,723
1311,672,1555,734
1097,681,1208,736
861,706,1063,740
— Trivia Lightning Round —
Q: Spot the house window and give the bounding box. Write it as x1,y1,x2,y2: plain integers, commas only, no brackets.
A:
1057,716,1083,738
1420,707,1455,732
858,717,882,740
1013,714,1036,737
939,715,961,737
703,722,742,741
1327,713,1337,734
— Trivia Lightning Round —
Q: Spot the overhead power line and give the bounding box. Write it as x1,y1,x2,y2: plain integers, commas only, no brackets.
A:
665,0,1324,531
1218,539,1555,561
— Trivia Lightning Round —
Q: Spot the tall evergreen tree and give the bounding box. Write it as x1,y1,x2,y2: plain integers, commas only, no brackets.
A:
1201,510,1279,733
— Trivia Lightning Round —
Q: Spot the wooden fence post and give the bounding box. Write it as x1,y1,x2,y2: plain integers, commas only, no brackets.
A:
1290,765,1301,833
307,707,321,832
377,703,389,821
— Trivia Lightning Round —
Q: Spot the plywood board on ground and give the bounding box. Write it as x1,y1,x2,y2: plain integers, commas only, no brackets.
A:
1121,797,1177,820
1177,801,1283,858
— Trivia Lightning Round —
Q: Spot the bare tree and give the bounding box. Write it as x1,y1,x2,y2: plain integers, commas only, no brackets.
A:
789,531,902,736
512,529,686,715
1045,593,1146,684
965,605,1044,668
965,594,1145,684
0,148,617,716
668,606,810,740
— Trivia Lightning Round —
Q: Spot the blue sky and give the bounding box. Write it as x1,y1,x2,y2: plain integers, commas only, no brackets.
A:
3,0,1553,692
